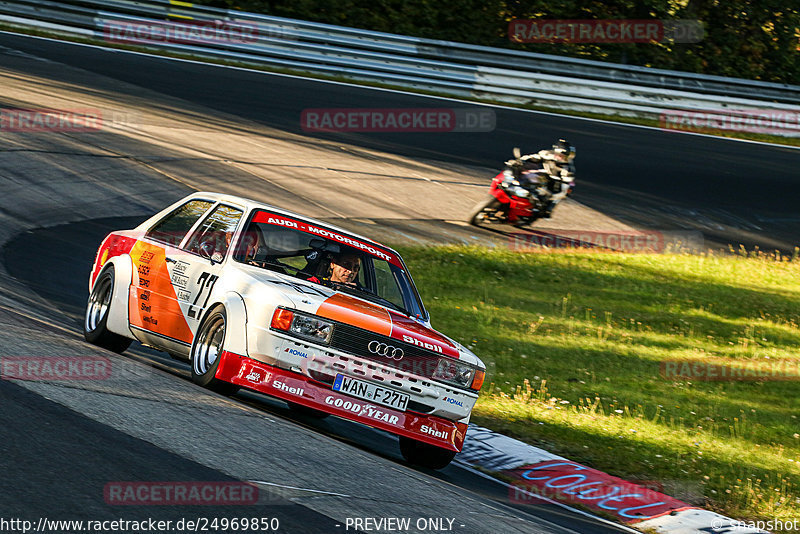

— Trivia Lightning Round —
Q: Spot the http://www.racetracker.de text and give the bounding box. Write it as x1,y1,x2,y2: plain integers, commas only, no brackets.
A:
0,517,281,533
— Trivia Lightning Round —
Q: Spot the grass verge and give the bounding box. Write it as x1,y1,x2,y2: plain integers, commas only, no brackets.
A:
396,245,800,529
1,23,799,148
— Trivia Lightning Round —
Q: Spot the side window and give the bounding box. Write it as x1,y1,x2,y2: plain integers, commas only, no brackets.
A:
373,260,405,309
146,200,214,247
353,255,367,287
185,204,244,259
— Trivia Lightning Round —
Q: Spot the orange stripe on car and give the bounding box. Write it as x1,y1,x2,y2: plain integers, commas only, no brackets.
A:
316,293,392,336
128,241,193,344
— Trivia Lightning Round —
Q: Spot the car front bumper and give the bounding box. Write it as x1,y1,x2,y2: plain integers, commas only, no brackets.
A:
215,351,469,452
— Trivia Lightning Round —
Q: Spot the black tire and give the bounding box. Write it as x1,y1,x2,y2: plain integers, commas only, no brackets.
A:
399,436,457,470
468,194,502,226
190,306,239,396
512,216,536,229
287,401,330,419
84,266,132,353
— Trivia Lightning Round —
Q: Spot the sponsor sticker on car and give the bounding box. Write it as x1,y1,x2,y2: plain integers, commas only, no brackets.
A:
333,374,409,411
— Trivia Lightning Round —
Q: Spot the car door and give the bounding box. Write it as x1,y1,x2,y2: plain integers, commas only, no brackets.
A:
169,202,245,335
129,199,215,352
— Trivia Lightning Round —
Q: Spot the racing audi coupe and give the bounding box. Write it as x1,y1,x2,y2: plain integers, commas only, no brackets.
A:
84,193,485,468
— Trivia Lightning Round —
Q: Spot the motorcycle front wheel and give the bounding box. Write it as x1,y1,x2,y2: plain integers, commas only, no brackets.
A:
468,194,503,226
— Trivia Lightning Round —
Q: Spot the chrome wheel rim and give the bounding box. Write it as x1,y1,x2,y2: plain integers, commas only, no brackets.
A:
193,314,225,376
85,275,112,333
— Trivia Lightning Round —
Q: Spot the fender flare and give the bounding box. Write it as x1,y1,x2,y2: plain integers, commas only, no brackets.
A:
199,292,248,356
96,255,134,338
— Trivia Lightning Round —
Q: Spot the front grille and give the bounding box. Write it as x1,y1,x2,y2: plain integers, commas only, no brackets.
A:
330,323,442,379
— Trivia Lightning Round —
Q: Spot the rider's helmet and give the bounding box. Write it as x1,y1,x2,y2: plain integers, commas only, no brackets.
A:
552,139,576,163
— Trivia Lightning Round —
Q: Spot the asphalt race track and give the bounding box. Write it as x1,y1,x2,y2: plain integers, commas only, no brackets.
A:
0,31,797,534
2,32,798,250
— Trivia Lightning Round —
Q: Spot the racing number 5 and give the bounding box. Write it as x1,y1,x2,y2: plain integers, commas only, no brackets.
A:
188,272,219,319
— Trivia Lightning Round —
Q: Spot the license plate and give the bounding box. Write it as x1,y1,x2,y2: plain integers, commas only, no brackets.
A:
332,374,409,411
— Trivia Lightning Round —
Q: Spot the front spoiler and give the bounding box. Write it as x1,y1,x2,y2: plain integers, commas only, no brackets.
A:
215,351,468,452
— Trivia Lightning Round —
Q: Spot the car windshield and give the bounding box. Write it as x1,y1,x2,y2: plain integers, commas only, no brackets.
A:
232,210,426,319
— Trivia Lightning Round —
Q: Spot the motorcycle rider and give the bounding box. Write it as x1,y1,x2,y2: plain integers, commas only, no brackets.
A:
550,139,577,168
506,139,575,218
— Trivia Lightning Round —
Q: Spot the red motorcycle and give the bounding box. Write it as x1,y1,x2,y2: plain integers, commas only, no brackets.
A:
469,142,575,228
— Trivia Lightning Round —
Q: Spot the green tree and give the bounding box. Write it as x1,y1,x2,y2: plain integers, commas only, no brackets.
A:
675,0,800,82
195,0,800,83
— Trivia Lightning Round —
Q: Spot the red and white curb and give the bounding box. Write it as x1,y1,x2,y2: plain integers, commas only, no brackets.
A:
460,425,769,533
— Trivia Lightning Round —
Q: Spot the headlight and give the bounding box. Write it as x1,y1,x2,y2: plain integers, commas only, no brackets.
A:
291,314,333,344
270,308,333,345
433,358,476,389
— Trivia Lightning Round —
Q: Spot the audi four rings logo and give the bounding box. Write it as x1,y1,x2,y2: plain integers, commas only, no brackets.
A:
368,340,404,361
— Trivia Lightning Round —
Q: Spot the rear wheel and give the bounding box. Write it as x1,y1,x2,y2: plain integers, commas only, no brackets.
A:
84,266,132,353
468,194,502,226
399,436,457,470
191,306,239,396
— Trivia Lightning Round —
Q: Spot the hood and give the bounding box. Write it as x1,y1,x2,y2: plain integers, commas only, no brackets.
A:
236,268,479,364
315,293,461,360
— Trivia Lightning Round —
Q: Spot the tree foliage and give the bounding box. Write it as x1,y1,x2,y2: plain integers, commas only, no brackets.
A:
198,0,800,84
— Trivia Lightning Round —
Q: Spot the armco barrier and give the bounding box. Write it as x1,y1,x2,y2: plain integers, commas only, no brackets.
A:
1,0,800,134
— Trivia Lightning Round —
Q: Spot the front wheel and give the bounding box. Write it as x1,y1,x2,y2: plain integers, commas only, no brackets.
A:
191,306,239,396
399,436,457,470
468,194,502,226
84,266,132,353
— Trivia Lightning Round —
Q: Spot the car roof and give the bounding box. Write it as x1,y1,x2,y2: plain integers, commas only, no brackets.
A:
190,192,401,259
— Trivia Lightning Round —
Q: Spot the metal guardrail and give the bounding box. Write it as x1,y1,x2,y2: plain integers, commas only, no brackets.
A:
1,0,799,131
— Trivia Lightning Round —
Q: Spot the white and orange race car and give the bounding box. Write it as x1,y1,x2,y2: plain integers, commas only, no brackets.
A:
85,193,485,468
